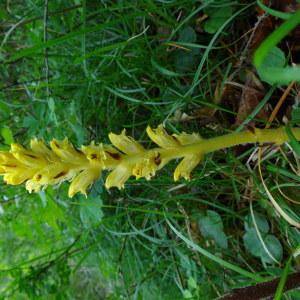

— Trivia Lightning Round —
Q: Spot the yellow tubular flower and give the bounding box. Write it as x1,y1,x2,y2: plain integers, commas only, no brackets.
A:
68,168,101,198
105,164,132,189
146,125,179,148
109,129,144,154
173,131,203,181
2,124,297,197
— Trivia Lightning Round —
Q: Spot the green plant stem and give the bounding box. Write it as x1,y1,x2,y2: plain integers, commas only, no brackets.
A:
160,127,300,160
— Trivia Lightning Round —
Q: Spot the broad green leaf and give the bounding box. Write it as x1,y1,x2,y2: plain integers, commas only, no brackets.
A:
244,212,269,234
79,196,103,228
263,235,283,263
198,210,228,249
256,47,285,85
175,27,199,73
204,6,233,34
243,228,263,258
1,127,13,145
178,26,197,43
254,9,300,84
243,229,283,263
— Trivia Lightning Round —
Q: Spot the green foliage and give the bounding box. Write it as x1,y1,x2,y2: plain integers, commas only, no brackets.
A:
203,6,233,34
198,210,228,249
0,127,14,145
254,8,300,84
1,0,300,298
256,46,285,85
243,212,283,264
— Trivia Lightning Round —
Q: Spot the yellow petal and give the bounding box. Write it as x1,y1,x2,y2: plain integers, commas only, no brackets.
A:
10,144,46,168
132,159,156,180
146,125,179,148
30,138,56,160
32,164,74,186
81,142,121,167
174,154,202,181
109,130,144,154
26,179,43,193
105,164,132,189
50,138,86,163
68,168,101,197
3,168,35,185
132,151,165,180
173,132,202,145
0,152,18,164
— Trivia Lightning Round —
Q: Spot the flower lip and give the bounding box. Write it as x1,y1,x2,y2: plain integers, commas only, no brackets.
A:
109,129,144,155
146,125,179,149
68,168,101,197
105,164,132,189
174,154,202,181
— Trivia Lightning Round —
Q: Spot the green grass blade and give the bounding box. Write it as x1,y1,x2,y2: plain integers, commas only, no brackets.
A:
285,124,300,157
5,12,144,63
257,0,292,20
166,217,265,282
274,256,292,300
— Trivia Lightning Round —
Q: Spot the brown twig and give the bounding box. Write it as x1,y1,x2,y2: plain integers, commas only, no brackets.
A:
220,271,300,300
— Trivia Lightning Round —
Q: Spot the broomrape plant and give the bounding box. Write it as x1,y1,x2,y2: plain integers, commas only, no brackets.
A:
0,124,300,198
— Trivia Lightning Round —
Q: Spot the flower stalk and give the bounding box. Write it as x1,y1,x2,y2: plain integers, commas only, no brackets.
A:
0,125,299,198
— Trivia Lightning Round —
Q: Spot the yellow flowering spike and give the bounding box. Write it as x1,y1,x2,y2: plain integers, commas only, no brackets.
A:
50,138,87,163
30,138,57,160
173,132,202,145
81,142,121,168
105,164,132,189
146,125,179,148
172,132,203,181
10,144,47,168
109,129,144,154
2,125,300,197
68,168,101,197
174,154,203,181
132,150,168,180
0,151,20,165
4,168,36,185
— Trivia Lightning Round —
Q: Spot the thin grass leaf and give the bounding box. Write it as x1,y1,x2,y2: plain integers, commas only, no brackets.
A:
274,256,292,300
257,0,292,20
5,12,145,63
286,124,300,157
166,217,265,282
